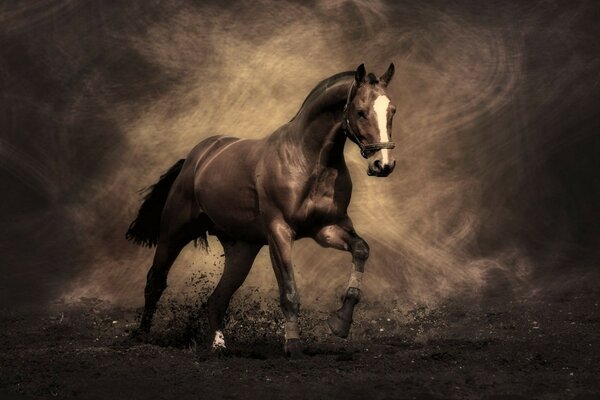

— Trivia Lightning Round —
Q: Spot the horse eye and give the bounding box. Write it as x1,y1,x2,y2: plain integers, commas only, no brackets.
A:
357,110,367,119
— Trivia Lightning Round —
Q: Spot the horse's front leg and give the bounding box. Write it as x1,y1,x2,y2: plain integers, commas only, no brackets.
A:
266,219,303,358
314,221,369,338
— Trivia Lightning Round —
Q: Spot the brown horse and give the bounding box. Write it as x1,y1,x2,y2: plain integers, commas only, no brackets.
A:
126,63,397,357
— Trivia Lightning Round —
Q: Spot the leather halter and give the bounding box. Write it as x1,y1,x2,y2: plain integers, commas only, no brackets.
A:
342,81,396,159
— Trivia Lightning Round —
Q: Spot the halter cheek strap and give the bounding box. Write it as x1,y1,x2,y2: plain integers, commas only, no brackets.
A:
342,81,396,159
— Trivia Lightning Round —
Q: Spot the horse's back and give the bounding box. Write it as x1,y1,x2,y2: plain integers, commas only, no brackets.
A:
184,135,241,166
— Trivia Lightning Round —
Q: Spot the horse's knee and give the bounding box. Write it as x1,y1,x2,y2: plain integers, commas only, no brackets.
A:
352,239,369,261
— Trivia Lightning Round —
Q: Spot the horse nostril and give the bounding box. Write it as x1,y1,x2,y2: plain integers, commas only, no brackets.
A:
374,160,382,170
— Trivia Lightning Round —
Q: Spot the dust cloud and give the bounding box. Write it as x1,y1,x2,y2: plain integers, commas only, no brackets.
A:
1,0,598,311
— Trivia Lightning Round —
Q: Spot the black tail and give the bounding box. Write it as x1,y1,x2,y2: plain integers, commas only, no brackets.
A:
126,159,185,247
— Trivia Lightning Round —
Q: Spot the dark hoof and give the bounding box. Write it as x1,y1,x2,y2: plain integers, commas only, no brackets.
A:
128,328,150,343
284,339,306,359
327,311,351,338
211,345,230,358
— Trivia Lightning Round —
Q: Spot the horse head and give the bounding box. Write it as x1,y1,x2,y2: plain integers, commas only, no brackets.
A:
343,63,397,177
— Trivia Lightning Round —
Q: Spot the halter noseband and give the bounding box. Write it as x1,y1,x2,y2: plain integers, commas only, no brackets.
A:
342,81,396,159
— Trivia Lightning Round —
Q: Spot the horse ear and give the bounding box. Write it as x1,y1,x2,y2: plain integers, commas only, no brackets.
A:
355,64,366,85
379,63,395,86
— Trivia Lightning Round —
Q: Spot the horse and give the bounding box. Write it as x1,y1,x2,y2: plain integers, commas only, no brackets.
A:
126,63,397,357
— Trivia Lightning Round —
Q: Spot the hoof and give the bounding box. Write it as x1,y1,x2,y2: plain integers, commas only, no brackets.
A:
284,339,305,359
210,330,229,357
327,311,352,338
128,328,150,343
211,345,230,358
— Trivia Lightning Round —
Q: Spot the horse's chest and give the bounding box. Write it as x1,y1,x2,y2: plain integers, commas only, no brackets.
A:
305,195,339,220
296,171,350,227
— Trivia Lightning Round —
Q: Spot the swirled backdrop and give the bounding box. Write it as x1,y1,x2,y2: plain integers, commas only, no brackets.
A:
1,0,598,310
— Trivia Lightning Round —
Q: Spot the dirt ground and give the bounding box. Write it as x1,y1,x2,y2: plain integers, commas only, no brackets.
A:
1,289,599,400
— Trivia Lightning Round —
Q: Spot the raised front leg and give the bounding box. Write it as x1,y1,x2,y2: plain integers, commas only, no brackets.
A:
314,221,369,338
267,219,303,358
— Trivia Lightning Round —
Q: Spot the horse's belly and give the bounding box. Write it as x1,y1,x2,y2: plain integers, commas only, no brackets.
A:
202,187,263,241
193,139,266,242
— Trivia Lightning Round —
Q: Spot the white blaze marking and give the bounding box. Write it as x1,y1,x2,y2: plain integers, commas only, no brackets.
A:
212,330,226,349
373,95,391,164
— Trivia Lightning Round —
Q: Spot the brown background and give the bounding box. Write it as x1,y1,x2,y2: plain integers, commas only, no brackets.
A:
1,0,599,311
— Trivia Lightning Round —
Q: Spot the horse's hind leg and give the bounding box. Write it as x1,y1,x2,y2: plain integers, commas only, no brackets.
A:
138,235,190,334
138,206,199,335
207,239,260,351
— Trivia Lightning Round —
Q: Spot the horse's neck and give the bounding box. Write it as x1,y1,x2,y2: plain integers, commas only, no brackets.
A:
292,79,352,169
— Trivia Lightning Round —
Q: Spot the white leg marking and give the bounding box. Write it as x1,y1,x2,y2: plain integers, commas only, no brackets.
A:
347,270,364,290
212,330,226,349
284,321,300,340
373,95,391,164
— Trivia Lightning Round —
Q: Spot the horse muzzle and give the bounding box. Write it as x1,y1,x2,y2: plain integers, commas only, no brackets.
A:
367,159,396,177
